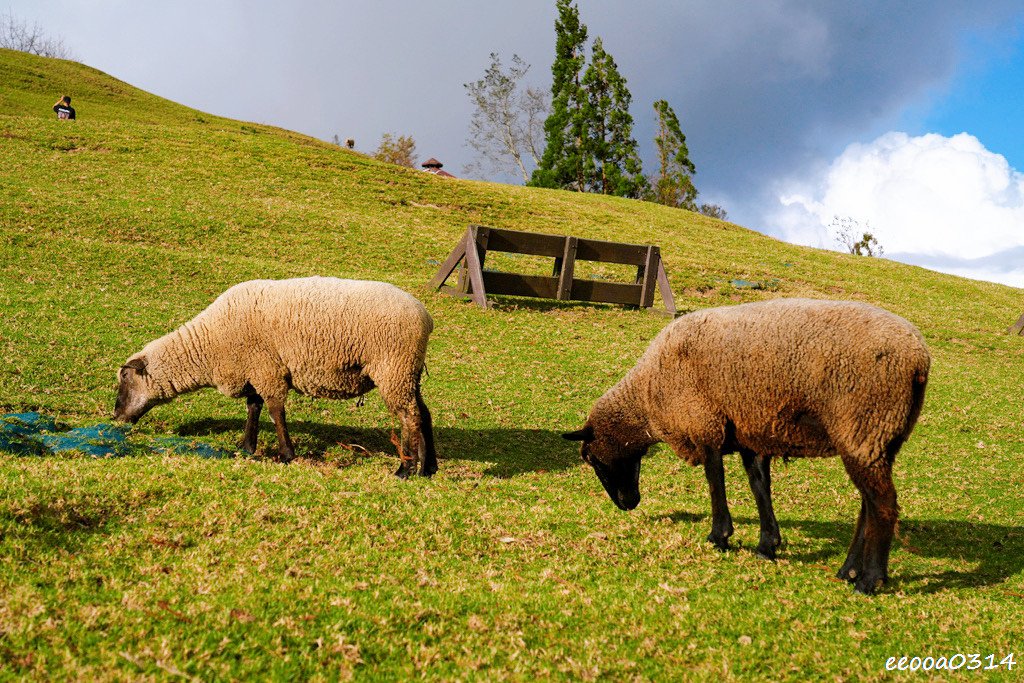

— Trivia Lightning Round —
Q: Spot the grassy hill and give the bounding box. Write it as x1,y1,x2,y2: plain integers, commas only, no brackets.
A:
1,48,1022,679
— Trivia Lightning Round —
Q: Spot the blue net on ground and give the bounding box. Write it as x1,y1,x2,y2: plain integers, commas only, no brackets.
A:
0,412,233,459
39,423,133,457
0,413,61,455
152,436,232,459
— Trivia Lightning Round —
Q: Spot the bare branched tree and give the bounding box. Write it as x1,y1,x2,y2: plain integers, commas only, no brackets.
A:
0,11,75,59
830,215,883,256
464,53,548,183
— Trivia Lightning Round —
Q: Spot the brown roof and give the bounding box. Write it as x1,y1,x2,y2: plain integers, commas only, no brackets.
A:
421,158,443,168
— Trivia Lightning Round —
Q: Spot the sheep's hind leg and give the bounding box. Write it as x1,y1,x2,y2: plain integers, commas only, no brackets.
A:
703,447,734,551
415,387,437,477
380,377,433,479
842,458,898,595
241,390,264,454
265,398,296,463
741,449,781,560
393,405,431,479
393,415,418,480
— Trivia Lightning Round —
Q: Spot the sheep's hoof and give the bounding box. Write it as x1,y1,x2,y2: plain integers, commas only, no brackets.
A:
853,574,886,595
419,462,438,478
756,537,782,561
394,463,413,479
707,534,730,552
837,565,859,583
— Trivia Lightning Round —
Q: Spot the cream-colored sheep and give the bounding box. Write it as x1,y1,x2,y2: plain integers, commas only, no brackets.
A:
565,298,929,594
114,277,437,477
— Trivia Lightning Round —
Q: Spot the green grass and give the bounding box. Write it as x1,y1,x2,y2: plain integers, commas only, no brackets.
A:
1,48,1023,680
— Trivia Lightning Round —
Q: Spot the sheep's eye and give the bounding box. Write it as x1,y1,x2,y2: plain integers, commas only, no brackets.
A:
580,447,592,465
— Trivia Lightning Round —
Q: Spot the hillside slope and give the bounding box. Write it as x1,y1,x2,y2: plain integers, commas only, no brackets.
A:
1,49,1022,679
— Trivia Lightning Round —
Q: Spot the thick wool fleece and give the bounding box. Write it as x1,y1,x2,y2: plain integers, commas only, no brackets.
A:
592,298,930,466
129,277,433,411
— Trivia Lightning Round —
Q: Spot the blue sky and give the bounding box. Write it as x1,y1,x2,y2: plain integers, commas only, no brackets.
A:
773,14,1024,285
902,23,1024,169
6,1,1024,285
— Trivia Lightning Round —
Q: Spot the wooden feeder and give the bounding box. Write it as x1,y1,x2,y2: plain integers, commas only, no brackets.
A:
429,225,676,315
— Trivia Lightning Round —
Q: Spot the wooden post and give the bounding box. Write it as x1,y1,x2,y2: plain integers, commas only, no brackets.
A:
639,246,658,308
456,229,471,295
427,230,469,291
462,226,489,309
1008,313,1024,335
557,236,577,300
474,225,491,272
657,258,676,316
456,227,472,295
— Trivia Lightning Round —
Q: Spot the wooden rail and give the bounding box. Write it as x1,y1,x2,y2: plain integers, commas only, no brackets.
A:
429,225,676,315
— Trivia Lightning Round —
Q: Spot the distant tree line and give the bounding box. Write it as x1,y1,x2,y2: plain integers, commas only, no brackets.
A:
464,0,726,219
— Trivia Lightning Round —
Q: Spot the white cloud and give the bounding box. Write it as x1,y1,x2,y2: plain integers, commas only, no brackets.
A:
773,132,1024,286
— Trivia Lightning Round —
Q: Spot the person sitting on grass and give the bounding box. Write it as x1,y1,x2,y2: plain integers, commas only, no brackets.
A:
53,95,75,120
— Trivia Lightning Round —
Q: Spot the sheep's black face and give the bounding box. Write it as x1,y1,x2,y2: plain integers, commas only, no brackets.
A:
564,425,644,511
589,450,642,511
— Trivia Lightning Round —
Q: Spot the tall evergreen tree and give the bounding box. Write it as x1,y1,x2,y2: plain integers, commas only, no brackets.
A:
528,0,588,190
650,99,697,209
581,38,647,198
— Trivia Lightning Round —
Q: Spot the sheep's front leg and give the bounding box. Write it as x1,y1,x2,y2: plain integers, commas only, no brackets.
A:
242,392,264,454
740,449,782,559
265,398,295,463
703,447,733,551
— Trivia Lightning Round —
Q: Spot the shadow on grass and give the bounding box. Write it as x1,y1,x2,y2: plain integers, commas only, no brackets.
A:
779,517,1024,595
657,510,1024,594
655,509,1024,593
483,295,678,317
484,296,622,314
178,418,577,478
0,496,136,554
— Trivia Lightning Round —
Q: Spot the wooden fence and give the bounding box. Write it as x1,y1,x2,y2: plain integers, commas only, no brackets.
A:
428,225,676,315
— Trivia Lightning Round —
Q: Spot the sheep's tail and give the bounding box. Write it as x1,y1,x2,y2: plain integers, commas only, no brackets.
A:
885,365,929,464
906,368,928,431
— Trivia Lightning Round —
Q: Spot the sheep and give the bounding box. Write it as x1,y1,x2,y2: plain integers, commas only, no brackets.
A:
114,277,437,477
564,298,930,594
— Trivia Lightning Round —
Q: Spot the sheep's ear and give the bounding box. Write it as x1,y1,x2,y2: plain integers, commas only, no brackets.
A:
124,357,148,374
562,424,594,442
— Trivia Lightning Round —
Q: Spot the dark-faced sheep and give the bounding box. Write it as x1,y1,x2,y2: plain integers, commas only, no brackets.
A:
564,298,929,594
114,277,437,477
